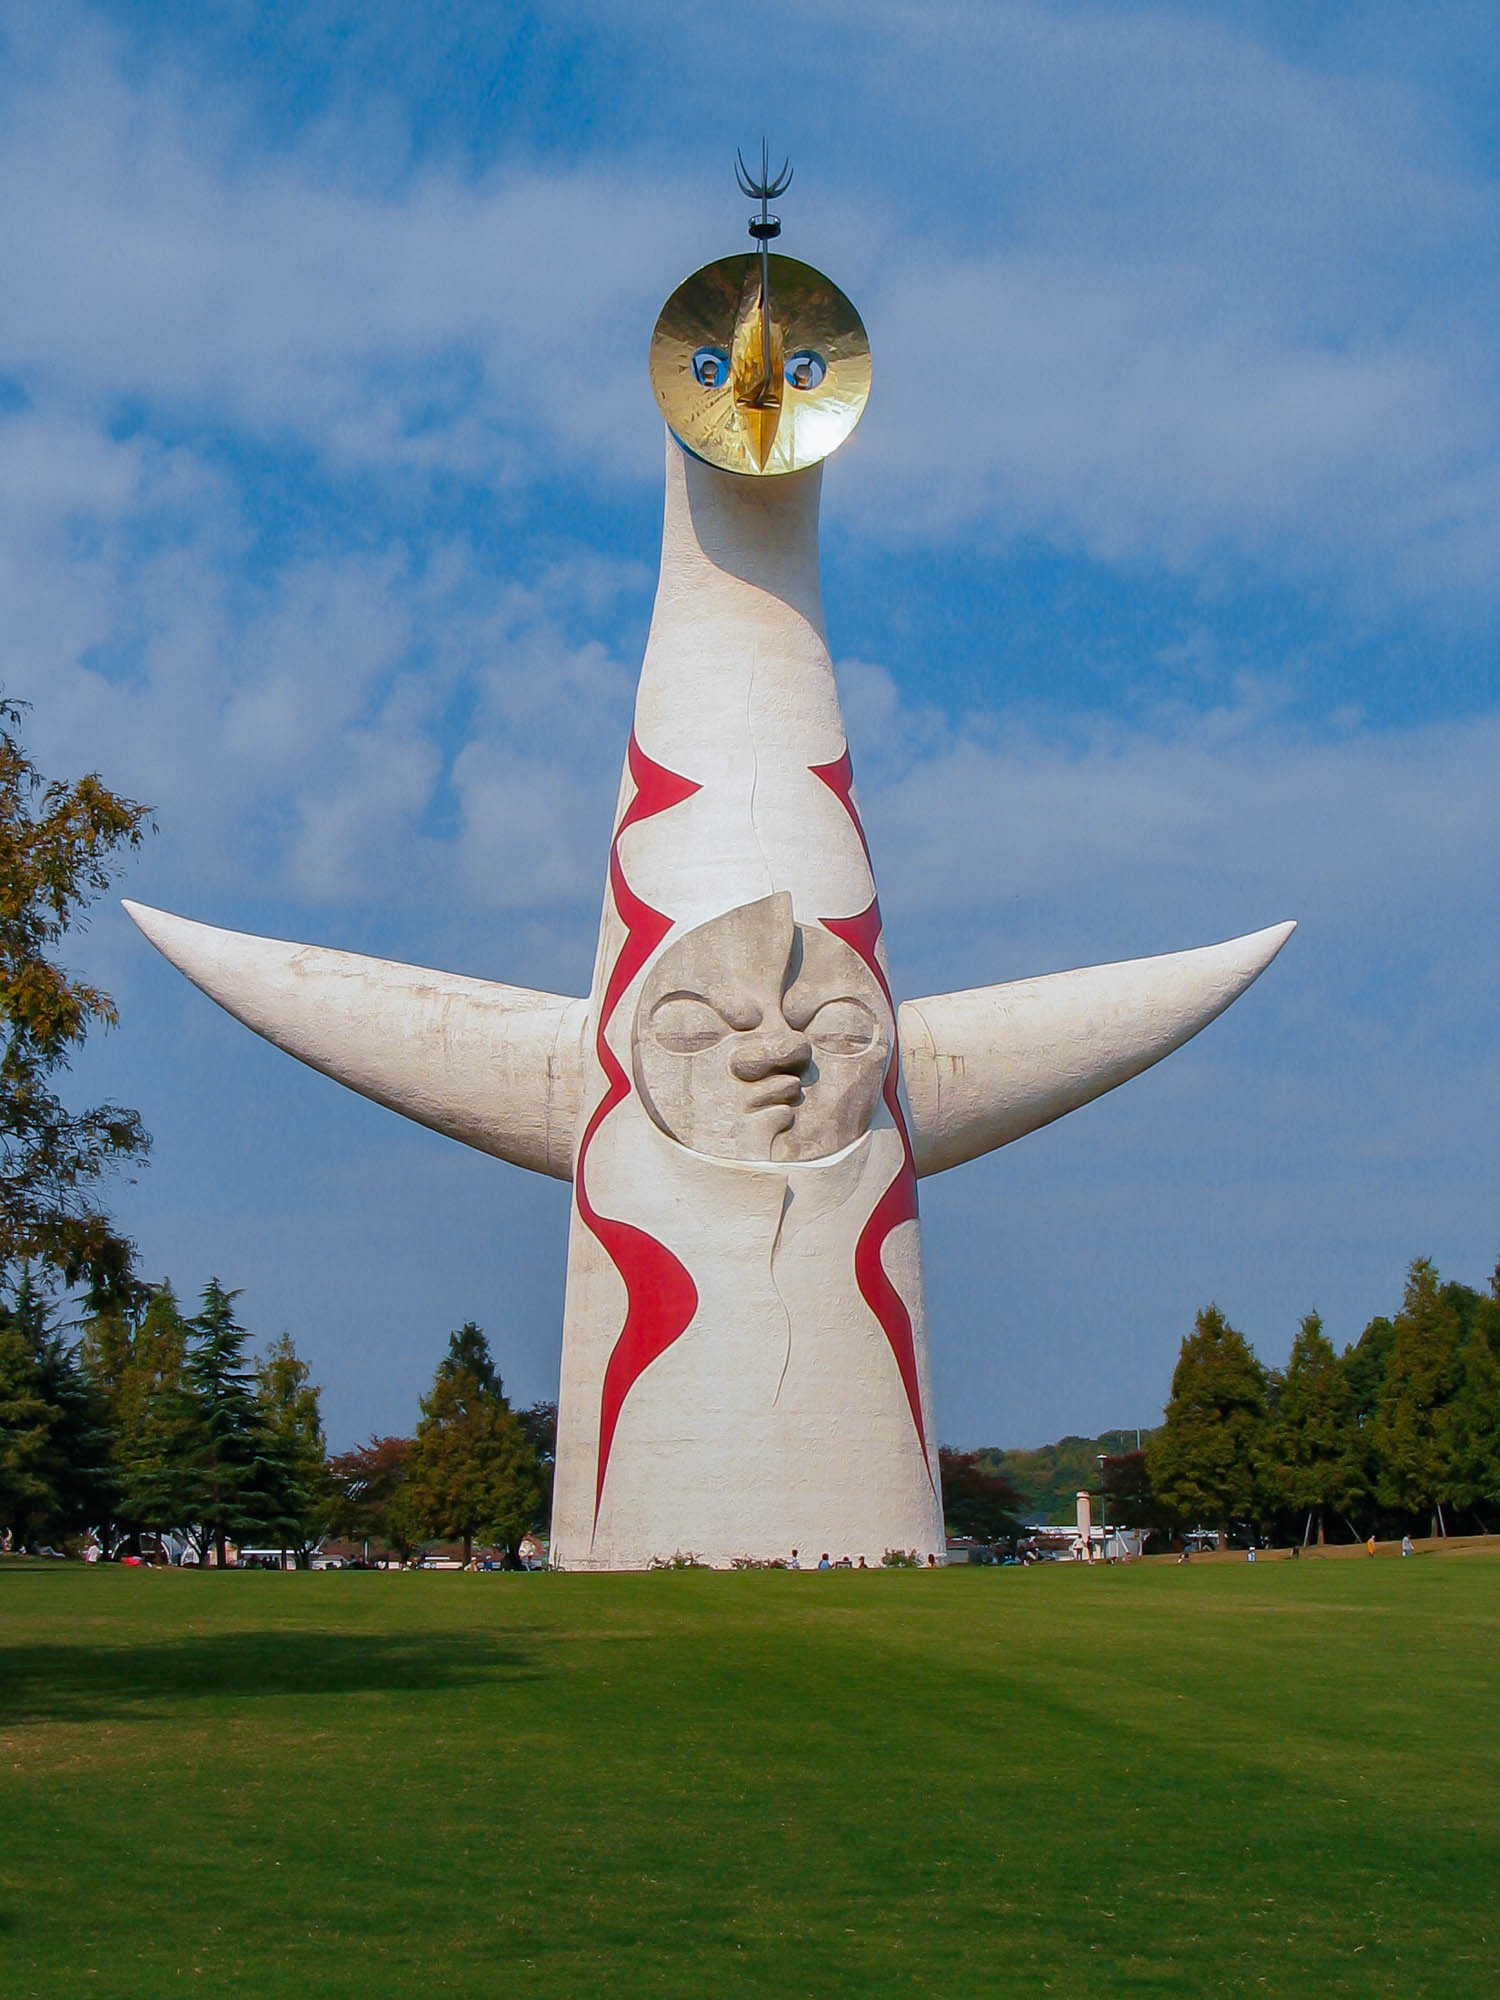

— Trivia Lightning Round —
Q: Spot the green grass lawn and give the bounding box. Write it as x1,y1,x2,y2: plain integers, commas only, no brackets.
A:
3,1552,1497,1999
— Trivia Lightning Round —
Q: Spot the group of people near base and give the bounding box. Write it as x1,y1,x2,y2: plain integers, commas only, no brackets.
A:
785,1549,940,1570
1172,1533,1423,1563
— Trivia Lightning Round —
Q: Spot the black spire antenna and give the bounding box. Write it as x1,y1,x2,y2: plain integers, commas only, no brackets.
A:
734,141,794,404
735,139,794,236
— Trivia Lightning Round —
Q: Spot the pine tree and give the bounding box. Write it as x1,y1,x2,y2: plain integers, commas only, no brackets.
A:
79,1289,141,1555
1446,1267,1500,1528
401,1324,543,1564
1342,1314,1394,1426
34,1300,114,1544
181,1279,282,1567
1147,1304,1267,1544
79,1295,137,1410
109,1283,196,1557
1261,1313,1359,1544
0,1303,60,1548
0,1273,111,1548
1366,1258,1463,1536
255,1332,330,1564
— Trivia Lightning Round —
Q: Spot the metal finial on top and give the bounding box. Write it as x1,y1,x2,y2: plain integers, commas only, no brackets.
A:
735,140,793,240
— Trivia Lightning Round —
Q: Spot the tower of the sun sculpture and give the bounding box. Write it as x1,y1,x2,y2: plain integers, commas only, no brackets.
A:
127,153,1293,1569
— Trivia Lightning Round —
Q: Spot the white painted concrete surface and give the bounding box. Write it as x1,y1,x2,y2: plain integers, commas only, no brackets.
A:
126,432,1293,1571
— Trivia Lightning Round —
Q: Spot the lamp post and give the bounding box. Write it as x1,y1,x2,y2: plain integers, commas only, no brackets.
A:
1098,1453,1108,1562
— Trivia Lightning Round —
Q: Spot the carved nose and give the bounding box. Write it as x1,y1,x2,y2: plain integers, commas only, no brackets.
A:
730,1025,813,1082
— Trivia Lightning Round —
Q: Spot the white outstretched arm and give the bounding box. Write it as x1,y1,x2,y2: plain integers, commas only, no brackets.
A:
898,921,1295,1178
123,902,588,1180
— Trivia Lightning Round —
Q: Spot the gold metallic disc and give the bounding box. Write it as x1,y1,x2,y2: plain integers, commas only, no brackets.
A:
649,254,871,477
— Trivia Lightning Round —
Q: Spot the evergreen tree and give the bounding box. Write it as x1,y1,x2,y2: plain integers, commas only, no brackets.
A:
1100,1448,1173,1539
1366,1258,1463,1536
1147,1304,1267,1543
78,1288,142,1555
1342,1314,1394,1427
1446,1267,1500,1528
255,1332,330,1564
445,1322,500,1398
111,1283,196,1556
34,1312,113,1544
1261,1313,1359,1544
1438,1279,1485,1344
402,1324,543,1564
79,1295,137,1411
0,1273,111,1547
0,1296,60,1547
181,1279,283,1567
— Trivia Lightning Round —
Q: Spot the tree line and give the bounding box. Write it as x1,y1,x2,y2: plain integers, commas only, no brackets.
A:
0,1278,554,1565
1101,1255,1500,1547
6,1250,1499,1562
0,1263,1032,1562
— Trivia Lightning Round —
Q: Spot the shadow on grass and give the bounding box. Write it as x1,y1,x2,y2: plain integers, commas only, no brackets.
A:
1,1629,539,1724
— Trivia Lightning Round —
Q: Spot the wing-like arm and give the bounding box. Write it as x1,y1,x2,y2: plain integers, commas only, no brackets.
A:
123,902,588,1181
898,922,1294,1179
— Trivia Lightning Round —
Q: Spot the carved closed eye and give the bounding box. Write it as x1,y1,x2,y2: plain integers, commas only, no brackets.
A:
650,994,734,1054
803,998,877,1056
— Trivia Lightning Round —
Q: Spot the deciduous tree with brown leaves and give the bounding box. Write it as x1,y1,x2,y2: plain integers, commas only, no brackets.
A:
0,698,152,1304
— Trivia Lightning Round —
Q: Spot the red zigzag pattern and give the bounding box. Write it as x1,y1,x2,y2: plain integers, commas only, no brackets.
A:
814,753,933,1483
577,734,701,1524
583,736,931,1521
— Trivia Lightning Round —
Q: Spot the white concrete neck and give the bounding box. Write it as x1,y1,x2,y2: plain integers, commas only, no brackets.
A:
655,439,827,638
610,437,866,937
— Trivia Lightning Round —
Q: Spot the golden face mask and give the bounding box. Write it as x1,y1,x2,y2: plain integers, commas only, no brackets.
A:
649,253,871,477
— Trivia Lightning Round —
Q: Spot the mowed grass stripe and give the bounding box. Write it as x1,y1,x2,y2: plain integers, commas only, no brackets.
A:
2,1556,1496,1998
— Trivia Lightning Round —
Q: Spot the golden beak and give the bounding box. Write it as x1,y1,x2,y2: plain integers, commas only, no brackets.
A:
730,269,784,470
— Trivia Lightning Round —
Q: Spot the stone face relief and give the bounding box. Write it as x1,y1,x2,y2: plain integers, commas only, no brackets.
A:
632,892,891,1163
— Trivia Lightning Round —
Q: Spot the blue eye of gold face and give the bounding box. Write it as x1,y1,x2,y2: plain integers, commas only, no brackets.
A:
785,350,826,390
692,347,730,389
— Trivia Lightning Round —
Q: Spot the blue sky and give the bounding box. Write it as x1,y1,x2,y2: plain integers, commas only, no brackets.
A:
7,0,1498,1448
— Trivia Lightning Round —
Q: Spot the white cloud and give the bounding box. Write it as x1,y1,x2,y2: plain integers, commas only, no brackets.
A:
12,458,639,927
8,2,1500,1443
5,4,1500,600
0,20,699,484
852,668,1500,984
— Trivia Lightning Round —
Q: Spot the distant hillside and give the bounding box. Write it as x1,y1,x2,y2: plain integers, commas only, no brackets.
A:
977,1429,1158,1525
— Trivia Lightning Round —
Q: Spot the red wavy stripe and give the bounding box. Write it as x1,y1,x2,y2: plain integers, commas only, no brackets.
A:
808,748,872,868
814,750,931,1482
577,734,702,1523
